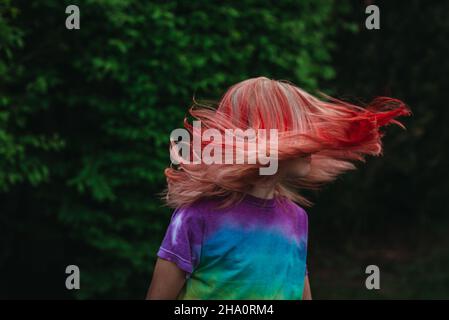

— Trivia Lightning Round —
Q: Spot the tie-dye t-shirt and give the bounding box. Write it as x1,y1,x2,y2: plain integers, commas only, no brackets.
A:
156,194,309,300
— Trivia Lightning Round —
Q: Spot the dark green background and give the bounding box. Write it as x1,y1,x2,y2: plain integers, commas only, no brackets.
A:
1,0,448,299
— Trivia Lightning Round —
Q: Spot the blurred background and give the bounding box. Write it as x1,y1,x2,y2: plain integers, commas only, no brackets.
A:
1,0,448,299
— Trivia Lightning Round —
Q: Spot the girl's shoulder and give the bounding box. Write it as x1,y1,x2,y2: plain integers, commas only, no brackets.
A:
171,197,221,221
289,200,308,217
280,197,309,225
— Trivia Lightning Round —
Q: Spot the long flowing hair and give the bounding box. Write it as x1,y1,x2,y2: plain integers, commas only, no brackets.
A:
163,77,411,208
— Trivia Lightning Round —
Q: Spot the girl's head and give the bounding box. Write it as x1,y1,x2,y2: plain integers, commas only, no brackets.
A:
281,154,313,179
165,77,411,208
216,77,320,133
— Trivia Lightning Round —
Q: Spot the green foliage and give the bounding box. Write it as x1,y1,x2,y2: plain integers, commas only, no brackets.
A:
0,0,343,298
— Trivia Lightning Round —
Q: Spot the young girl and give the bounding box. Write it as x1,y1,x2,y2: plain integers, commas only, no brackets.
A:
146,77,410,300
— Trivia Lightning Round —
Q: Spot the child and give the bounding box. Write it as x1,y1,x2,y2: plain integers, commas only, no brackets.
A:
146,77,410,300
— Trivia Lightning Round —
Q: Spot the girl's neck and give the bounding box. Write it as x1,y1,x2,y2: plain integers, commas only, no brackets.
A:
247,181,277,200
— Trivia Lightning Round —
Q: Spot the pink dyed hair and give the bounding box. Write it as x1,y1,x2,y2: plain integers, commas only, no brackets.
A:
164,77,411,208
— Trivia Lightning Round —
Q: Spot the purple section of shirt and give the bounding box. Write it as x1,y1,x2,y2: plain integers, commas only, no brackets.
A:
157,205,205,274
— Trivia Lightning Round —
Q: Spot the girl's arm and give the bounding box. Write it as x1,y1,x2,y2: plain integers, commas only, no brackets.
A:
146,258,186,299
303,275,312,300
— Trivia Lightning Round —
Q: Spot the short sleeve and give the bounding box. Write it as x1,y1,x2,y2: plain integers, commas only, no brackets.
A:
157,207,204,275
296,204,309,277
303,209,309,277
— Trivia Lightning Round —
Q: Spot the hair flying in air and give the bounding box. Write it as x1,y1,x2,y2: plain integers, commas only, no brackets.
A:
164,77,411,208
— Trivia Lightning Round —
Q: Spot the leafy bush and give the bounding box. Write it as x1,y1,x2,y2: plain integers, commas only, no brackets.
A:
0,0,343,298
